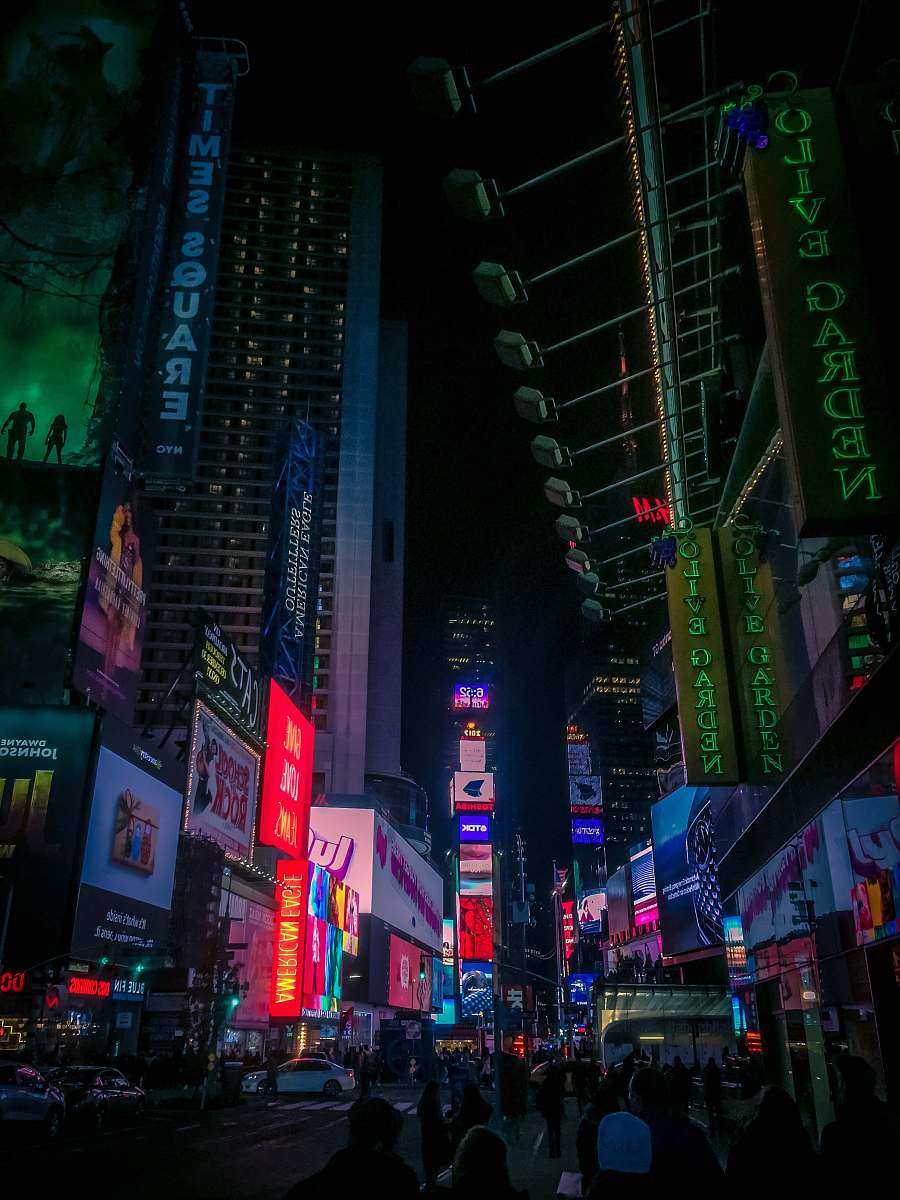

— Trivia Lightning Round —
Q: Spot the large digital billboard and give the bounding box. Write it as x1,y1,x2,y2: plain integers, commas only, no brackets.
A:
453,683,490,710
269,859,308,1020
459,737,486,772
227,895,275,1032
388,932,434,1012
72,720,183,959
184,701,259,862
452,771,495,814
569,776,603,814
194,611,262,738
571,817,605,845
460,962,493,1022
303,864,344,1017
576,889,607,936
651,786,723,956
260,680,314,857
459,843,493,896
72,462,157,724
0,706,95,968
458,814,491,843
458,896,493,960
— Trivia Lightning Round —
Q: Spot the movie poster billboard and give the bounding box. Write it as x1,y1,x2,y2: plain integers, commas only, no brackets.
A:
0,9,158,471
72,462,157,723
576,889,607,936
71,719,182,959
227,896,275,1031
0,467,99,706
185,701,259,862
0,706,95,968
651,786,723,956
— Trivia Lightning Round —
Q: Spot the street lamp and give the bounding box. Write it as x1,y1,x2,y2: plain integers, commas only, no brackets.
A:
543,477,579,508
443,169,505,221
494,330,542,369
530,435,570,469
513,387,556,423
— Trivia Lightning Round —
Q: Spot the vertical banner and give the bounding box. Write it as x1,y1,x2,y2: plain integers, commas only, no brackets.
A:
142,52,236,483
659,522,740,784
261,419,322,709
744,88,897,534
717,520,787,781
259,680,315,857
184,701,259,862
193,611,262,738
72,462,157,723
269,858,309,1020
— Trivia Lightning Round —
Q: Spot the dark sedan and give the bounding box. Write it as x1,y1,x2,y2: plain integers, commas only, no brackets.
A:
53,1067,145,1132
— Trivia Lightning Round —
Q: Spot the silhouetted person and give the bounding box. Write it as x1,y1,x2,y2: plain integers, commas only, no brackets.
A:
284,1097,419,1200
572,1057,589,1116
629,1063,723,1183
450,1083,492,1151
727,1086,821,1189
266,1052,279,1096
418,1080,452,1188
576,1084,620,1193
669,1055,692,1115
536,1063,566,1159
586,1112,652,1194
43,414,67,464
820,1056,900,1190
3,402,35,460
702,1057,723,1137
451,1126,529,1199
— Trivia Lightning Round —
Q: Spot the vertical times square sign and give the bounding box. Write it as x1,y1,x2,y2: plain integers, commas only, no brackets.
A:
261,420,322,709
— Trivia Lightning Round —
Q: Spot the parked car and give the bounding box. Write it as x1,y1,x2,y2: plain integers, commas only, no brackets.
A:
53,1067,145,1132
529,1060,579,1094
0,1062,65,1139
241,1057,355,1097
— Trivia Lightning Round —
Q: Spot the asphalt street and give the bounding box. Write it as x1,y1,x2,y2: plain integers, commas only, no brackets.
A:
0,1087,428,1199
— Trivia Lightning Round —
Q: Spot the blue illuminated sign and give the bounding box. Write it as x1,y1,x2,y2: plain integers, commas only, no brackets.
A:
458,815,491,843
571,817,605,845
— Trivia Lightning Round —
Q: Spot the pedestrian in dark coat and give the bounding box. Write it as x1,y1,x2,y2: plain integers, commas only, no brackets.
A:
702,1058,723,1137
536,1063,566,1159
726,1086,822,1189
417,1080,452,1188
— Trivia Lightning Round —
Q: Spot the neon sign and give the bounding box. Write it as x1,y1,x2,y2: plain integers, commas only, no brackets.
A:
67,976,111,998
631,496,670,524
453,684,490,710
0,972,25,994
269,859,308,1020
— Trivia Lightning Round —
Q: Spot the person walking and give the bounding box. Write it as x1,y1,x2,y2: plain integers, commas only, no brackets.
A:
450,1082,493,1151
417,1080,452,1189
572,1057,589,1116
576,1084,620,1193
820,1055,900,1190
359,1049,372,1099
586,1112,652,1193
266,1051,279,1097
702,1057,723,1138
726,1086,822,1189
629,1063,723,1183
669,1055,692,1116
536,1063,566,1159
451,1126,529,1199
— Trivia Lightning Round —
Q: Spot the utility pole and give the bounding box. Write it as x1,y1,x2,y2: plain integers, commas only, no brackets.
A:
551,861,564,1053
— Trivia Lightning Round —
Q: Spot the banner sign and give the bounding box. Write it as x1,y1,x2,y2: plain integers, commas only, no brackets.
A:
72,461,157,725
269,859,309,1020
659,521,740,784
717,519,786,780
261,419,321,708
569,776,602,813
744,88,898,534
452,771,495,815
453,683,490,710
260,680,314,856
571,817,605,845
194,611,262,738
458,815,491,843
459,737,486,772
142,52,236,482
184,701,259,862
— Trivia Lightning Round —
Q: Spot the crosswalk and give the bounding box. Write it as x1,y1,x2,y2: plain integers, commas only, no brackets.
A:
270,1097,416,1115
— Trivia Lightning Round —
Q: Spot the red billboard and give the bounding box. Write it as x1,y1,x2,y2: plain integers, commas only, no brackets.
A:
458,896,494,960
388,933,434,1012
260,680,314,856
268,859,309,1020
562,900,577,959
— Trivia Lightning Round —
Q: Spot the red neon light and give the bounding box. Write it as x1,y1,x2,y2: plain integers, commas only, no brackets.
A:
745,1031,763,1055
561,900,576,959
0,972,25,994
269,859,309,1020
453,799,495,814
67,976,111,998
260,681,315,856
631,496,670,524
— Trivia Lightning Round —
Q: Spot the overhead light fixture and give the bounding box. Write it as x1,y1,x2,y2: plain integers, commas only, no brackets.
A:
543,477,578,508
513,387,556,423
581,598,607,623
555,514,587,543
443,169,504,221
576,572,600,596
472,261,528,306
530,435,570,468
407,57,468,117
565,549,591,574
494,330,543,369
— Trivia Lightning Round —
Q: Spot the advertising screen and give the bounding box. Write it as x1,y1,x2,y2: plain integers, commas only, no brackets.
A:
260,680,314,857
453,771,495,814
460,962,493,1022
567,737,591,776
430,957,443,1011
458,896,494,960
228,897,275,1031
567,974,593,1004
571,817,605,845
269,859,308,1020
651,786,723,956
562,900,577,958
194,611,262,738
185,702,259,861
442,918,455,967
459,737,486,772
453,683,490,710
72,463,157,724
569,777,602,812
0,466,99,707
459,843,493,896
630,845,656,903
458,815,491,843
388,933,434,1012
577,889,607,936
72,721,183,959
0,706,95,968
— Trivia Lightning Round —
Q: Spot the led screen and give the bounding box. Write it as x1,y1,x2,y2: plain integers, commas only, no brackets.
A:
458,896,493,960
458,815,491,843
460,961,493,1021
571,817,605,844
184,702,259,861
459,843,493,896
453,683,489,710
388,933,434,1012
651,786,723,956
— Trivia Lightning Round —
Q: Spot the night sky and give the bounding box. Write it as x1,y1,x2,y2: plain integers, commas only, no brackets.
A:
198,2,871,882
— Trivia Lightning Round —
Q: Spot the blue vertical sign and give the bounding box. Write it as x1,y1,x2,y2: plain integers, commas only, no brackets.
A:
261,419,322,711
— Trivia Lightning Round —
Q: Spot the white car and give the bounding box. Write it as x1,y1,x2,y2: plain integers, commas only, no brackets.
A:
241,1058,356,1097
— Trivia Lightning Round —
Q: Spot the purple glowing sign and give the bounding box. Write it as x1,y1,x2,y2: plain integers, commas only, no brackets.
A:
571,817,605,845
458,815,491,843
453,683,490,711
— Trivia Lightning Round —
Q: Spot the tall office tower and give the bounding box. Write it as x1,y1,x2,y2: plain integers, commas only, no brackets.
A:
565,650,656,873
139,149,401,795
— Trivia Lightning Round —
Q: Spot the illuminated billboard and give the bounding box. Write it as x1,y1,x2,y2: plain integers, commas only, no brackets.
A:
269,859,308,1020
459,737,486,772
459,843,493,896
576,889,607,936
194,611,262,738
562,900,577,958
458,815,491,843
460,962,493,1022
388,933,434,1012
452,771,495,814
651,786,723,956
185,701,259,862
227,897,275,1032
453,683,490,710
569,776,602,813
458,897,493,960
571,817,605,845
260,680,314,857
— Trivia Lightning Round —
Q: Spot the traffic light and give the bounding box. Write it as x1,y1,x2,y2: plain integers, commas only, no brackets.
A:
419,958,427,983
134,961,145,976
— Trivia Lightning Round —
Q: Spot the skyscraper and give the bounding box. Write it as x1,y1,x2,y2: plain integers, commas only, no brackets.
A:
139,148,402,795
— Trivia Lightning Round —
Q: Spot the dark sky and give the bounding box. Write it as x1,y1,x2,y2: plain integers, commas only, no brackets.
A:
198,2,874,882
